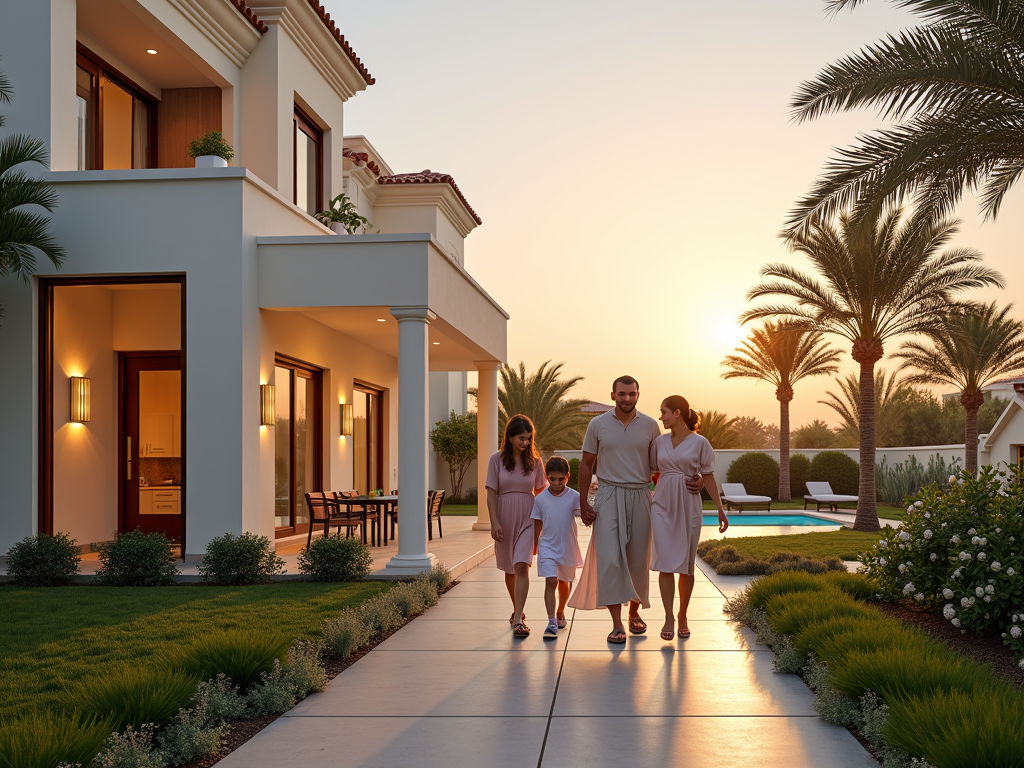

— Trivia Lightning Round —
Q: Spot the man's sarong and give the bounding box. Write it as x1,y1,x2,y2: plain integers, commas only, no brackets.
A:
567,481,651,610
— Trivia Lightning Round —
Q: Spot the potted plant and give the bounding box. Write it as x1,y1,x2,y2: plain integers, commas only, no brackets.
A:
188,131,234,168
314,193,370,234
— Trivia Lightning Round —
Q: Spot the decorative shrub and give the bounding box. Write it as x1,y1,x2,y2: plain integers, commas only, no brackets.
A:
298,535,372,582
808,451,859,496
0,711,111,768
187,130,233,161
359,593,402,640
789,453,812,499
568,458,581,491
725,452,780,499
190,675,247,724
817,571,874,601
428,562,452,592
92,724,164,768
157,706,222,768
746,569,826,609
828,646,999,702
182,629,290,691
94,529,179,586
698,544,843,576
198,532,283,585
74,666,198,730
244,660,296,717
765,588,875,637
280,639,328,698
4,532,81,586
875,453,960,505
388,579,432,618
322,608,370,660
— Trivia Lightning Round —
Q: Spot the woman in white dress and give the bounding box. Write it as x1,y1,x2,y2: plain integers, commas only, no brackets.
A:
649,395,728,640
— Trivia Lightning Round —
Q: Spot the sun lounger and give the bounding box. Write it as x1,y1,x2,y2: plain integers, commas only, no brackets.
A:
804,481,858,512
720,483,772,512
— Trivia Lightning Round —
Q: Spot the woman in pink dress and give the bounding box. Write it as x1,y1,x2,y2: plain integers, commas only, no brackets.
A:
650,395,728,641
487,414,548,637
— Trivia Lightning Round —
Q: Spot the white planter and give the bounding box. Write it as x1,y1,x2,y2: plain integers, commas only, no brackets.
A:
194,155,228,168
330,222,349,235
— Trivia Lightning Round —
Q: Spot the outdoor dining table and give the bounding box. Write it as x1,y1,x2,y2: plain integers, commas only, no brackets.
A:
332,495,398,546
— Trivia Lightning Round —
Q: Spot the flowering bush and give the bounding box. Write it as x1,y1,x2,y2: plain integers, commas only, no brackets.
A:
859,465,1024,661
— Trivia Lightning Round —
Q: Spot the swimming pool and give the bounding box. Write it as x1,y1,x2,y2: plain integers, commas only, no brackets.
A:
702,513,837,527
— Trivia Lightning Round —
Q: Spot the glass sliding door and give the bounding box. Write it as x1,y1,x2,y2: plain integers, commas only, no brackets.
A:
293,107,322,216
352,386,382,495
274,360,322,535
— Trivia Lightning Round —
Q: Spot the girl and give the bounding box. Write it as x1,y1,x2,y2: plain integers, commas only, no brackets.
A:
649,395,728,640
531,456,583,638
486,414,548,637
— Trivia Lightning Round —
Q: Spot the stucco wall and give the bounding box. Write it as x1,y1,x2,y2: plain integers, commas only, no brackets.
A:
980,398,1024,469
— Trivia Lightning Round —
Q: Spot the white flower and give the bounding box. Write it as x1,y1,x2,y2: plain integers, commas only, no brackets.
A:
907,505,914,513
915,501,923,508
930,553,938,561
1019,659,1024,669
953,568,963,578
961,597,972,607
949,475,957,484
943,604,956,619
972,536,982,546
984,595,993,602
970,597,977,606
959,551,972,561
879,557,887,566
899,564,907,573
915,592,925,601
925,512,932,519
978,552,988,561
879,540,888,549
941,522,948,527
976,587,986,598
1014,614,1019,623
924,530,933,539
992,562,1002,572
900,531,911,541
898,543,906,550
1011,536,1017,543
903,582,916,595
951,535,961,544
1012,626,1023,639
1008,568,1017,577
979,537,988,547
952,618,962,627
968,528,977,536
958,478,965,486
943,588,955,599
996,528,1002,533
985,584,995,594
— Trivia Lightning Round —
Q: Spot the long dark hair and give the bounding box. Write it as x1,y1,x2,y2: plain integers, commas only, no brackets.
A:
500,414,540,474
662,395,701,431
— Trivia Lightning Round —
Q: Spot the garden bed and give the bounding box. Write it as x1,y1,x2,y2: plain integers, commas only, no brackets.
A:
700,528,884,563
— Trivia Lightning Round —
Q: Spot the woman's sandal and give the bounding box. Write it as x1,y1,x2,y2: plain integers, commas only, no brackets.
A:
607,627,627,644
509,612,526,625
628,616,647,635
556,613,567,629
512,622,531,638
677,614,690,638
660,619,675,641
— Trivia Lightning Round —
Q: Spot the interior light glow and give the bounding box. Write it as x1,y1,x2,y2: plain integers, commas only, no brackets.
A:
146,49,158,54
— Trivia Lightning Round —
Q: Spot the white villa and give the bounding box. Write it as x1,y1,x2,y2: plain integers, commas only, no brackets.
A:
0,0,505,574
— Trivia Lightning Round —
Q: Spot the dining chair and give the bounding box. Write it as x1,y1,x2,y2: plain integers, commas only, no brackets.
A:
427,489,445,540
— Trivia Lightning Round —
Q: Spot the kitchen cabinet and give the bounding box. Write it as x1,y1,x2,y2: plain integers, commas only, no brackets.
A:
139,371,181,457
139,488,180,515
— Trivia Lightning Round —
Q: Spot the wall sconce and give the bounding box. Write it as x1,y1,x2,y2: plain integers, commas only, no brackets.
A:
340,403,354,436
260,384,275,426
70,376,91,423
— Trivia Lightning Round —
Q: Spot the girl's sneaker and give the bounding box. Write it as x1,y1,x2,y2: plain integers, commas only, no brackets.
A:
544,621,558,639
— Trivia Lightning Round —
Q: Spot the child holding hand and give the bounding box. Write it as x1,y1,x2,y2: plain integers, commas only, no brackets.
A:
531,456,583,639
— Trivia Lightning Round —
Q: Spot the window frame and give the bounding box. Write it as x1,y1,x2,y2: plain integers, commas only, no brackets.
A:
352,383,384,495
76,44,158,170
273,355,323,537
293,104,323,215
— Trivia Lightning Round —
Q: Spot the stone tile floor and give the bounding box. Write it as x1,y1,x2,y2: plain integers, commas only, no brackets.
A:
217,533,878,768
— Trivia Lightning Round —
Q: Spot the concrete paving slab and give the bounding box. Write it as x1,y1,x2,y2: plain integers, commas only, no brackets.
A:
419,596,563,622
216,716,548,768
552,650,817,716
373,619,572,652
541,715,878,768
564,617,767,652
286,650,561,717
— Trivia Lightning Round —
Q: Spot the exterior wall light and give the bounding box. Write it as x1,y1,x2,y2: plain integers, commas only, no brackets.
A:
70,376,91,423
260,384,275,426
341,403,354,436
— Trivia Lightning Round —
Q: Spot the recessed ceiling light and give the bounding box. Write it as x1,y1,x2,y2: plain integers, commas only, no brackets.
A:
376,318,386,323
432,342,440,345
146,49,158,55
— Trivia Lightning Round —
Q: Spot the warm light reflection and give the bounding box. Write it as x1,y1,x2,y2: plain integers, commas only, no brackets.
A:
70,376,91,423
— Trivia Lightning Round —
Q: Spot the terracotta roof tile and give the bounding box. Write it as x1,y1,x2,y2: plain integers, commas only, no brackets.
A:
342,148,381,176
227,0,268,33
377,170,482,225
304,0,375,85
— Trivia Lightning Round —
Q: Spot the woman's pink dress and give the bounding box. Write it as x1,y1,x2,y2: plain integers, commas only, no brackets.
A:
486,452,548,573
649,432,715,574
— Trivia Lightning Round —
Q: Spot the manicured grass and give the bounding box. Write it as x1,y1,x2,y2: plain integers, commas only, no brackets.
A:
703,498,906,520
0,581,390,719
699,528,890,562
440,504,478,516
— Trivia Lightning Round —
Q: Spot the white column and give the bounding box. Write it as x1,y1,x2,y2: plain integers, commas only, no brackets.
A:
384,307,437,576
473,361,500,531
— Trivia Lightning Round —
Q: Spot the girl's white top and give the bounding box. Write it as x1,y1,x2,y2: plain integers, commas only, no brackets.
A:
531,487,584,567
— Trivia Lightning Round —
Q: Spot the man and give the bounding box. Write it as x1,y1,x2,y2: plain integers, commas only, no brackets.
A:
571,376,702,643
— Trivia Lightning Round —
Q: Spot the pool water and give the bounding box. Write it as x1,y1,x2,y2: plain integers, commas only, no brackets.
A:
702,514,836,527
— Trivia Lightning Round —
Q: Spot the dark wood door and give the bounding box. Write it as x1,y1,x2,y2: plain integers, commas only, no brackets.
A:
121,353,182,539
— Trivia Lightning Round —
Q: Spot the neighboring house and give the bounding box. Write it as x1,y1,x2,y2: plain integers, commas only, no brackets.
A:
0,0,506,574
942,376,1024,403
581,400,613,416
979,395,1024,471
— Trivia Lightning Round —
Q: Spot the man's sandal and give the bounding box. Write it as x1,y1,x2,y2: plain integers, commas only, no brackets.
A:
628,616,647,635
607,627,627,644
512,622,531,638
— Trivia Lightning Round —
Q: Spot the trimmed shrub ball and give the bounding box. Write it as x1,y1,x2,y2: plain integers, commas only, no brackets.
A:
725,452,781,499
789,453,812,499
809,451,860,496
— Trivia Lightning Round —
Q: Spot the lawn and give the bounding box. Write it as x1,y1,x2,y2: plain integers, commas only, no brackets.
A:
699,528,889,562
441,503,478,516
702,498,907,521
0,581,390,719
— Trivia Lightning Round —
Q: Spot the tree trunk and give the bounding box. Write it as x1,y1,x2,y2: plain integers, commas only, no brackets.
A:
778,394,792,501
961,390,985,476
851,340,882,531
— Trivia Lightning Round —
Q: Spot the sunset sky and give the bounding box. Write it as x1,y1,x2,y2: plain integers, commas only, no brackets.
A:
331,0,1024,430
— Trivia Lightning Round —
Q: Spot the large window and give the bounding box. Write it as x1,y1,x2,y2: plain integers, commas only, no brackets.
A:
293,106,322,215
76,48,155,171
274,359,322,534
352,385,383,495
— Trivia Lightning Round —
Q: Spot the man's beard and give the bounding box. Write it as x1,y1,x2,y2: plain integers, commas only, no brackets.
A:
616,401,637,413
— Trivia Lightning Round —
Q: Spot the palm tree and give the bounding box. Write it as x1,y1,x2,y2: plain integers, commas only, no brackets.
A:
469,361,590,451
695,410,740,450
0,68,65,318
722,321,842,500
819,369,914,448
742,206,1003,530
894,302,1024,473
787,0,1024,232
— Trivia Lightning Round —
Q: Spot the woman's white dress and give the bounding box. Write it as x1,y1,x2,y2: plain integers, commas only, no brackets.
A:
649,432,715,574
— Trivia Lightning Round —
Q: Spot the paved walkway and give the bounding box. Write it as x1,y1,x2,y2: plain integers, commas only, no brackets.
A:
218,536,877,768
